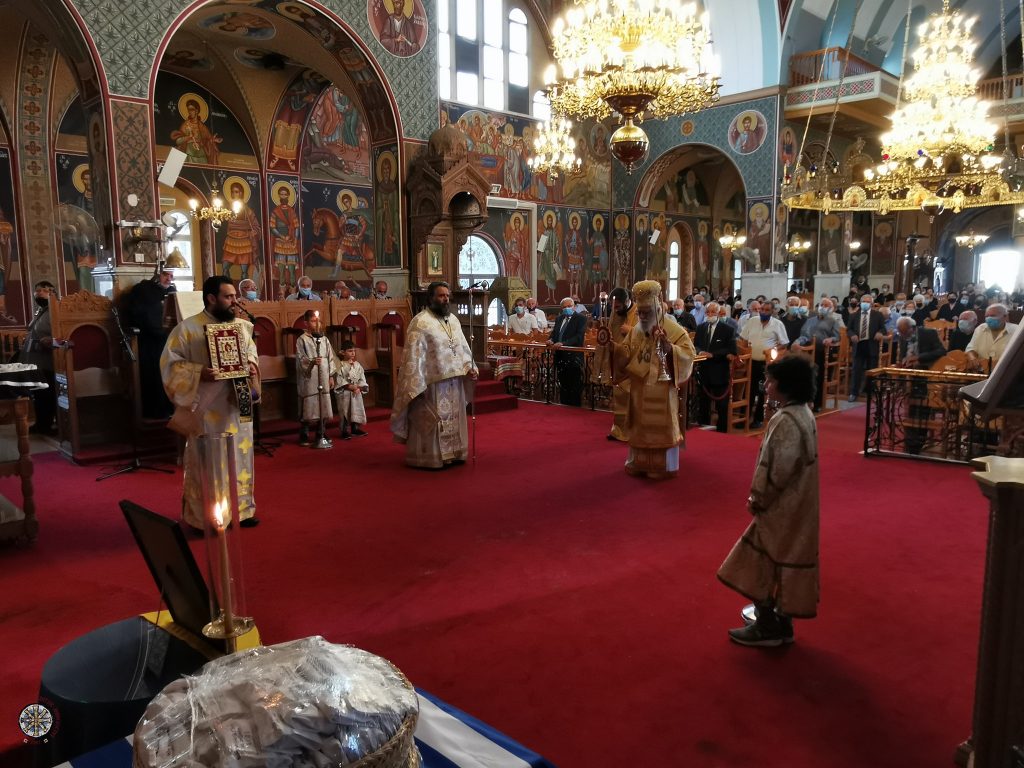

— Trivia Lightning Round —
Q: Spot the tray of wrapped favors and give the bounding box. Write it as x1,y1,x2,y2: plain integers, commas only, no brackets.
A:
133,636,419,768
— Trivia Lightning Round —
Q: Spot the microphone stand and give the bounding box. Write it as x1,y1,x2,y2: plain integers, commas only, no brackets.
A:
312,334,332,449
233,301,280,457
96,305,174,481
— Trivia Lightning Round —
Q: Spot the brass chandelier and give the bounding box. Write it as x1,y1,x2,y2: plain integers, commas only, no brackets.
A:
527,117,581,179
189,188,240,230
782,0,1024,215
545,0,720,174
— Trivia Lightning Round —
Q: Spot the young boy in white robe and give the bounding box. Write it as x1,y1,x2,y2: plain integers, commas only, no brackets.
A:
334,340,368,439
295,309,337,446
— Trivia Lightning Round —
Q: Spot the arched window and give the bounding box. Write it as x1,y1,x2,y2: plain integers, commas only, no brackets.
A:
459,235,504,324
164,210,194,291
438,0,531,114
532,90,551,120
668,240,681,301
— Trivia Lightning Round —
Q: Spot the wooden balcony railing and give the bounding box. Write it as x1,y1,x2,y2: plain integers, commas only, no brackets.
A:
977,74,1024,102
789,47,880,86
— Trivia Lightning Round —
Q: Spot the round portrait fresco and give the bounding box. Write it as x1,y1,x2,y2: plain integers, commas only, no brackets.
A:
727,110,767,155
367,0,428,58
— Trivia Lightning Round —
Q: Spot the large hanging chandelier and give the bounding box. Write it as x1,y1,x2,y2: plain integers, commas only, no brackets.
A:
782,0,1024,215
545,0,720,174
189,188,240,230
527,117,581,179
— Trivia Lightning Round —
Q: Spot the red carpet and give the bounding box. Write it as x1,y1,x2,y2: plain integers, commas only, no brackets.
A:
0,403,986,767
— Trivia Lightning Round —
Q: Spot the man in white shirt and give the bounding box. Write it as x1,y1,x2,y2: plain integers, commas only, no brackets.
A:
526,296,549,328
966,303,1019,368
740,300,790,428
507,297,540,334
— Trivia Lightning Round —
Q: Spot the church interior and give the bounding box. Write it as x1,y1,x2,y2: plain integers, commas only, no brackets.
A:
1,0,1023,766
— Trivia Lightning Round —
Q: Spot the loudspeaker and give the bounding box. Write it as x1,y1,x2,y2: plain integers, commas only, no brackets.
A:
157,148,187,188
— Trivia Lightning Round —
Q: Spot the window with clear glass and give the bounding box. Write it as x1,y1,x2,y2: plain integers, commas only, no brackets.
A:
165,210,194,292
733,258,743,299
439,0,531,114
668,240,680,301
459,235,504,325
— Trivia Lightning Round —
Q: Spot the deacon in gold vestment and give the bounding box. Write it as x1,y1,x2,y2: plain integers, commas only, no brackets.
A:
611,280,695,478
391,282,479,468
592,286,638,441
161,276,260,528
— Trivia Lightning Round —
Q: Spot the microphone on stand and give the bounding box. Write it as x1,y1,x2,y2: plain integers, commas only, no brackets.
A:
231,300,257,324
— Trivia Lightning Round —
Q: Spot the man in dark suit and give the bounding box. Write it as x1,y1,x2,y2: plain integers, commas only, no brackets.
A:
948,310,976,352
895,316,945,454
895,316,945,369
846,293,886,401
694,301,736,432
547,296,587,406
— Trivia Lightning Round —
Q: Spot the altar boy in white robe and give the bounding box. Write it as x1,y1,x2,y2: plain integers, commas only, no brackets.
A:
334,340,368,439
295,309,337,446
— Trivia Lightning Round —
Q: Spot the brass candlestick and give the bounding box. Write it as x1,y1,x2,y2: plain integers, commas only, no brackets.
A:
197,433,254,653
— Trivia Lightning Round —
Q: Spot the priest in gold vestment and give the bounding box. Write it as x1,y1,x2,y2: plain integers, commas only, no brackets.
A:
611,280,695,478
391,282,478,468
161,276,260,528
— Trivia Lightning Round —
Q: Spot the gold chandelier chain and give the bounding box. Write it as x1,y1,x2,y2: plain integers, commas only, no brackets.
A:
821,0,864,173
794,0,844,178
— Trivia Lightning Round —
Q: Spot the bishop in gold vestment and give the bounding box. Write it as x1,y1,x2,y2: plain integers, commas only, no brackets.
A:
612,280,695,479
161,277,259,528
391,282,478,468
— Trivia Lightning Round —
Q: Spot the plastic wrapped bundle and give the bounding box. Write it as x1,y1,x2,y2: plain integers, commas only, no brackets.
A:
133,636,419,768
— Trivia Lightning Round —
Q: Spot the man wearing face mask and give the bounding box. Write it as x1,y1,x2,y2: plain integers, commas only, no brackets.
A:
694,301,736,431
690,294,706,325
740,300,789,428
846,293,885,402
285,275,321,301
671,298,697,332
22,281,57,434
161,276,261,529
238,278,260,303
910,294,932,326
525,297,549,329
966,303,1019,368
546,296,588,406
948,310,977,352
507,297,540,334
895,316,945,369
391,281,478,468
937,292,960,322
782,296,805,341
793,297,841,412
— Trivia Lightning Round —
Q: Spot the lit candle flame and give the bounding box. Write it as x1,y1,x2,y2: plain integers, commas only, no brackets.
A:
770,348,778,361
213,498,229,530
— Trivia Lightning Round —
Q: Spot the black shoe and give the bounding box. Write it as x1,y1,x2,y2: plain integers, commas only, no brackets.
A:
298,428,310,447
606,433,617,441
340,431,352,440
240,517,260,528
351,427,367,436
728,622,788,647
740,603,794,643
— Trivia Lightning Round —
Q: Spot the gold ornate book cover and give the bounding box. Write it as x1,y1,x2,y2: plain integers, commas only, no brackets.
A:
205,323,248,380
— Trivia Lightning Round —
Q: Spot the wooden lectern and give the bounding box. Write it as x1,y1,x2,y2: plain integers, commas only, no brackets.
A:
956,328,1024,767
